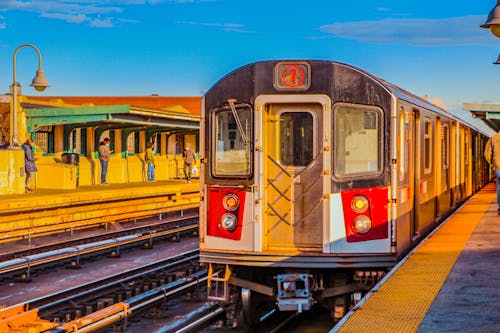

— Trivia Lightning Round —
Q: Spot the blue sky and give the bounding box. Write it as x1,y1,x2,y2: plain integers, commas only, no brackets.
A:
0,1,499,112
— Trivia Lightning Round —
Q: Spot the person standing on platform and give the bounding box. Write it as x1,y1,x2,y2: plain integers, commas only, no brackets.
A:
21,138,37,193
182,143,196,183
98,137,111,184
484,130,500,215
145,141,155,181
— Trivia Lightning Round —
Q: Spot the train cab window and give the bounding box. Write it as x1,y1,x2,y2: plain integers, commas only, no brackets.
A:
212,106,252,177
334,104,382,178
279,112,314,166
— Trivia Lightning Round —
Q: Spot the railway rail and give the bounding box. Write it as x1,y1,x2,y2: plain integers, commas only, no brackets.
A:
0,214,199,283
0,250,205,332
0,208,198,261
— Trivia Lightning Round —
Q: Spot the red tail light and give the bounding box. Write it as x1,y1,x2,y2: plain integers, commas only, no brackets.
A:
341,187,388,242
207,186,245,240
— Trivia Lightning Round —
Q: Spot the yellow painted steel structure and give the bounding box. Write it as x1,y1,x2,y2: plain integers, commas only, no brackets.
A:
0,305,57,333
0,302,129,333
57,303,129,333
336,183,493,332
0,180,200,243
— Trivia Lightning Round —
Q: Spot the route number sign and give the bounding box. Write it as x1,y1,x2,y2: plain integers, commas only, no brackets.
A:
274,62,311,90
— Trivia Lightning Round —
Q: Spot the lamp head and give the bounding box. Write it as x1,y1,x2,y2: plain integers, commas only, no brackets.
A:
481,2,500,37
494,54,500,65
30,69,50,92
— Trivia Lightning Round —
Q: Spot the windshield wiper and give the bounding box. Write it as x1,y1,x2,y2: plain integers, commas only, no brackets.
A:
227,98,248,146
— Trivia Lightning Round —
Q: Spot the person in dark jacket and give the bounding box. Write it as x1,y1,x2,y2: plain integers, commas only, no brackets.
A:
21,138,37,193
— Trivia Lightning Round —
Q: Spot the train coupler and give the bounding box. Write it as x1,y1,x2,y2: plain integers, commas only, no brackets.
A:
276,273,314,312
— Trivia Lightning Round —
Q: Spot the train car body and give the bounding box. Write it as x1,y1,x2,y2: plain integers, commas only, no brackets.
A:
199,60,491,324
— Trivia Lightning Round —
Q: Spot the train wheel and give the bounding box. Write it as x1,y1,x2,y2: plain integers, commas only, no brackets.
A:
240,288,274,328
332,295,348,322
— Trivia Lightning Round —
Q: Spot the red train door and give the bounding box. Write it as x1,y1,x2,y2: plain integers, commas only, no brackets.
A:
262,102,324,253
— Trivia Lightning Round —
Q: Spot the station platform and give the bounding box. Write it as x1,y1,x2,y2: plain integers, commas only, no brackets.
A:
333,182,500,332
0,179,199,213
0,179,200,243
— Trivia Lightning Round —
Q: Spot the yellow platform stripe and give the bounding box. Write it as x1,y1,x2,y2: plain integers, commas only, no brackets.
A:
337,184,494,332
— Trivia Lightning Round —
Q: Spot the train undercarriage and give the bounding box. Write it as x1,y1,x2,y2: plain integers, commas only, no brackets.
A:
207,263,388,327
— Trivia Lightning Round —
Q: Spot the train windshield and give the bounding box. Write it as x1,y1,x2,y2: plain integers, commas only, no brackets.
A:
334,104,382,177
212,105,252,177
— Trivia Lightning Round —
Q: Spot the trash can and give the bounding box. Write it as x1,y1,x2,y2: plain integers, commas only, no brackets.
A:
61,153,80,186
61,153,80,165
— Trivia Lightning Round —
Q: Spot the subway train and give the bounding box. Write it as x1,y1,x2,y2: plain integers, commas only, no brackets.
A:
198,60,492,325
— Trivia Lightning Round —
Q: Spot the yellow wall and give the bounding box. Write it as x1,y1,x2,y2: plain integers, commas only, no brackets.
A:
36,155,77,190
0,102,10,147
0,149,25,194
74,154,197,185
0,150,200,194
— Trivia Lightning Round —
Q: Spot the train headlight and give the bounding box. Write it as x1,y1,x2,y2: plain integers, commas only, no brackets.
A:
220,213,238,231
223,193,239,211
351,195,369,213
353,215,371,233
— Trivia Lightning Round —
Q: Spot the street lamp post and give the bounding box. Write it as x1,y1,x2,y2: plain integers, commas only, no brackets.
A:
11,43,50,147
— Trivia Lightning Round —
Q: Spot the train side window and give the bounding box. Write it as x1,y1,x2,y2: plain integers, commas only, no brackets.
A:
442,124,449,170
399,109,409,183
334,104,382,178
424,117,432,174
279,112,314,167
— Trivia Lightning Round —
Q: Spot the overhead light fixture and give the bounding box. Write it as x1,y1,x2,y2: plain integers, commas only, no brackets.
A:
481,1,500,37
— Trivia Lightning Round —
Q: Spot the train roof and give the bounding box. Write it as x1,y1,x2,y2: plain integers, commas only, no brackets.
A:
208,60,495,137
335,61,496,137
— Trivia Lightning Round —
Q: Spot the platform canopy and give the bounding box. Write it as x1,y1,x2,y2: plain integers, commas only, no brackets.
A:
463,103,500,134
24,103,199,133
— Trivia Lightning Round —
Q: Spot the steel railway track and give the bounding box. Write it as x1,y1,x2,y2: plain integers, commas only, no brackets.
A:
0,215,198,284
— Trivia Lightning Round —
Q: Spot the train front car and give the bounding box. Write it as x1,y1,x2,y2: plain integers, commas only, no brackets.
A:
200,60,394,325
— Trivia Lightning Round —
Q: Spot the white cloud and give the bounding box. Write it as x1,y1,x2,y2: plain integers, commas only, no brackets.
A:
430,97,448,110
0,1,122,15
89,17,114,28
177,21,253,33
319,15,494,46
0,0,154,28
179,21,243,28
41,12,88,24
